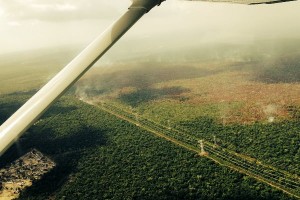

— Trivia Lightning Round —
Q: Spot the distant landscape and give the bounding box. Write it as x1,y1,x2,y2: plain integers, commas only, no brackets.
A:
0,39,299,199
76,39,300,125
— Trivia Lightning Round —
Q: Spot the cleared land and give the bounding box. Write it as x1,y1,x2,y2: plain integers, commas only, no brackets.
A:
77,58,300,124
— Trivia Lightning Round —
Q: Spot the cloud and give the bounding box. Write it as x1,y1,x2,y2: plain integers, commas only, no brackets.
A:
1,0,300,55
31,3,77,12
0,0,129,22
7,21,21,26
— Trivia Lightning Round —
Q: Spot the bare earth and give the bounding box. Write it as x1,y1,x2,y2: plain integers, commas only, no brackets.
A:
0,149,56,200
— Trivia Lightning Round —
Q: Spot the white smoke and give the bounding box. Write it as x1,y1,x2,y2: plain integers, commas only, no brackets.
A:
263,104,278,123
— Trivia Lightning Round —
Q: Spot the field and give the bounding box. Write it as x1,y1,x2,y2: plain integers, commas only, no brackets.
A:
77,56,300,125
0,47,79,94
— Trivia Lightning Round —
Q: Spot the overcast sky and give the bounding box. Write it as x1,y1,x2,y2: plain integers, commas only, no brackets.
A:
1,0,300,57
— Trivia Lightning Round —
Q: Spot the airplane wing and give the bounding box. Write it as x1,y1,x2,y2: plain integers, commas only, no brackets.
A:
186,0,296,4
0,0,162,156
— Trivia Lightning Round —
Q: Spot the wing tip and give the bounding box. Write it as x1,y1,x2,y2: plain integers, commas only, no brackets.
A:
185,0,297,5
250,0,296,4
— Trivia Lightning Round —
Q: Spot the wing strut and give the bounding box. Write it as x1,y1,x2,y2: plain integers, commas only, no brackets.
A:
0,0,164,156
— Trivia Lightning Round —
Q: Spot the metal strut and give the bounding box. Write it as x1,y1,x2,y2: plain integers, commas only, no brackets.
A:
0,0,164,157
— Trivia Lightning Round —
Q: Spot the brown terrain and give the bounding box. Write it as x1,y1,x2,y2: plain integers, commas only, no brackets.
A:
77,60,300,124
0,149,55,200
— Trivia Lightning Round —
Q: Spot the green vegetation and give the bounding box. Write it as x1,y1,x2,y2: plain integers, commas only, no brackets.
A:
177,117,300,175
117,100,243,124
0,94,296,200
1,40,299,199
119,87,190,107
99,102,300,197
255,54,300,83
107,100,299,175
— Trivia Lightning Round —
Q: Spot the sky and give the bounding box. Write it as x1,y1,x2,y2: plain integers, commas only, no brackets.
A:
1,0,300,59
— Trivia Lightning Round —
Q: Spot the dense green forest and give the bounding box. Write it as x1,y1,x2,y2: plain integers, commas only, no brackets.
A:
176,116,300,175
104,99,300,175
0,93,297,199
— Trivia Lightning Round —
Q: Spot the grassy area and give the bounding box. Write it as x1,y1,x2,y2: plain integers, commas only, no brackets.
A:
79,60,300,124
0,47,79,94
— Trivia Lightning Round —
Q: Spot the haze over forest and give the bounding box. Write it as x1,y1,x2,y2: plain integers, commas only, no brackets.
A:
1,0,300,61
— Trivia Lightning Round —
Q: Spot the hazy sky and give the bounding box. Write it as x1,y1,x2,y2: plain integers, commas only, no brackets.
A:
1,0,300,57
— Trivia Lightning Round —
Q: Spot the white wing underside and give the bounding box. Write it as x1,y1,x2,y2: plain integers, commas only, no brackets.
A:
186,0,296,4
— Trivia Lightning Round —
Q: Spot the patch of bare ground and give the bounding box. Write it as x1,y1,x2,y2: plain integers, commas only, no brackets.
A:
0,149,55,200
156,71,300,124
